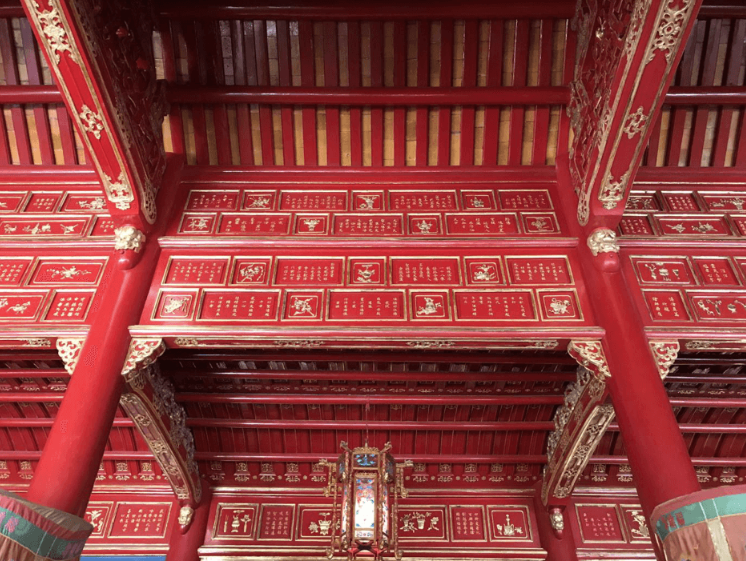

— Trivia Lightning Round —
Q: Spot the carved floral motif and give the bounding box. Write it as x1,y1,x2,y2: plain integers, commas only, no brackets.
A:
121,338,165,377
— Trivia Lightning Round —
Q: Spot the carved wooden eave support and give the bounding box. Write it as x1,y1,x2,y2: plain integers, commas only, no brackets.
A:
22,0,167,232
541,341,615,511
56,337,87,375
649,340,680,379
567,0,702,229
119,338,203,529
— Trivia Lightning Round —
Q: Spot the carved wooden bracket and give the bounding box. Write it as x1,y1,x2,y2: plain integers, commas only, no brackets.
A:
568,0,702,226
121,338,165,377
542,340,615,505
55,337,86,375
649,340,680,379
22,0,166,230
120,363,202,505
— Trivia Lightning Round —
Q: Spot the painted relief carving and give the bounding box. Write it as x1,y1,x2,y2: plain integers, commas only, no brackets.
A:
121,338,165,377
114,225,145,253
645,0,696,64
587,228,620,256
649,341,680,378
79,105,105,139
104,173,134,211
400,511,440,533
567,340,611,380
120,364,201,503
56,337,86,375
27,0,77,64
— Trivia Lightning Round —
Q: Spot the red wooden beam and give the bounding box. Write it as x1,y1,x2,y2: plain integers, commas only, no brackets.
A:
172,370,577,382
195,452,550,463
187,419,556,431
176,393,565,405
0,418,132,428
591,456,746,467
166,86,570,107
0,85,62,103
0,369,67,379
0,451,153,460
0,394,64,403
665,86,746,105
669,398,746,407
156,0,577,20
609,423,746,434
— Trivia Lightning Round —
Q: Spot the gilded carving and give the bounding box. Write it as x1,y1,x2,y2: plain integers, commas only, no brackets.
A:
649,340,680,378
78,105,105,139
622,106,648,139
552,404,615,498
121,338,165,378
56,337,86,375
23,338,52,348
599,169,632,210
27,0,78,64
550,510,564,532
178,505,194,527
407,340,454,350
103,172,134,211
114,225,145,253
120,364,201,503
645,0,696,64
273,340,325,349
568,340,611,380
587,228,620,257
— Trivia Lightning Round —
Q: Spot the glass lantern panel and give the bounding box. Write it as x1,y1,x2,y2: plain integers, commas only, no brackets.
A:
355,453,378,468
381,482,390,537
353,475,377,539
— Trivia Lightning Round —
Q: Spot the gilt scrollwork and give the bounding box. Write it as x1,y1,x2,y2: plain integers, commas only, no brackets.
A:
121,338,165,378
649,340,680,379
56,337,86,375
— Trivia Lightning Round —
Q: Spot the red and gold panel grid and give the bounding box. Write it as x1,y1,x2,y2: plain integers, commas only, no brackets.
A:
487,506,533,542
106,502,172,539
574,504,626,544
397,507,448,541
449,505,487,542
0,188,113,240
257,504,296,540
212,503,259,540
169,186,563,239
144,251,593,328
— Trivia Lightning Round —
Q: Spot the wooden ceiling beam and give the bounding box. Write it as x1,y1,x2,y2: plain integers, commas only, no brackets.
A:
167,86,570,106
21,0,167,231
156,0,577,20
168,370,577,382
186,419,556,431
565,0,703,227
176,393,565,405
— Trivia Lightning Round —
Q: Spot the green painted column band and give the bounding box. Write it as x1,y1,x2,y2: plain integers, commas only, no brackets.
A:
655,492,746,541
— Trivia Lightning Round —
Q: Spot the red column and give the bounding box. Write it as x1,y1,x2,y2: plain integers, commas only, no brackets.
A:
581,257,700,518
166,481,213,561
25,237,161,517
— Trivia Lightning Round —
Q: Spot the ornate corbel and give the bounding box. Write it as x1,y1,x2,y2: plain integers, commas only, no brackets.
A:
549,507,564,539
55,337,86,375
120,363,201,505
121,338,165,379
178,505,194,533
114,225,146,269
586,228,619,257
567,340,611,380
542,341,615,505
649,340,680,379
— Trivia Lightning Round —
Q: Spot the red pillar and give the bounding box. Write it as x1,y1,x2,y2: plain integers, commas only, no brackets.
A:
26,237,161,516
166,481,213,561
532,491,577,561
580,255,700,518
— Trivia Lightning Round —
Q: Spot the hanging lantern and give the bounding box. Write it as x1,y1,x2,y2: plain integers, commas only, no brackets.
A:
321,441,411,560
